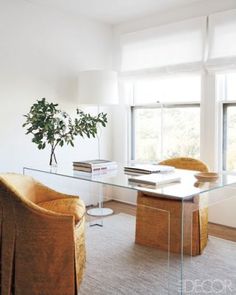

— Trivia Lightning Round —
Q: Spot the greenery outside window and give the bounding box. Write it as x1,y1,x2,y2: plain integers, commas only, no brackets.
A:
131,104,200,161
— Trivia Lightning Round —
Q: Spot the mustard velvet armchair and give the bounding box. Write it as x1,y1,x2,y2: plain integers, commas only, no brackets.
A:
0,173,86,295
136,157,209,256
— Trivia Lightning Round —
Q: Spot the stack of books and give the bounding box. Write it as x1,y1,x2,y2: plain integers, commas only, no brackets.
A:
73,159,118,173
124,164,175,174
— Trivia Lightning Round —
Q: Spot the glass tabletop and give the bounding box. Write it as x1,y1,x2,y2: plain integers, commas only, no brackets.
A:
23,163,236,200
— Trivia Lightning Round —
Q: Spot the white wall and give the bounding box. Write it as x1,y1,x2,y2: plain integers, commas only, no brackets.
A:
208,186,236,228
0,0,113,172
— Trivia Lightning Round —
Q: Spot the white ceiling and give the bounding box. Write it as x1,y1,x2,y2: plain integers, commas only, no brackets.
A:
28,0,203,25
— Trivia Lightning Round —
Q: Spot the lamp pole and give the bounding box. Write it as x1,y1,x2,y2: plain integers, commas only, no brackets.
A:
78,70,119,219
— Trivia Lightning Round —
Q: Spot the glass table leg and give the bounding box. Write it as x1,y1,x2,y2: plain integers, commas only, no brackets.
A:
87,184,113,226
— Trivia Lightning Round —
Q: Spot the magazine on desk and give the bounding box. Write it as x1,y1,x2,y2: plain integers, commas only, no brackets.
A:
128,173,181,187
124,164,175,174
73,159,118,173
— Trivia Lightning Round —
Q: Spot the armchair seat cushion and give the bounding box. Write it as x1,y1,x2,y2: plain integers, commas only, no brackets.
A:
38,197,85,224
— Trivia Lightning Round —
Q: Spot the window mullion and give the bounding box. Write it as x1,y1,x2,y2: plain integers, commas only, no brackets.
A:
222,104,228,171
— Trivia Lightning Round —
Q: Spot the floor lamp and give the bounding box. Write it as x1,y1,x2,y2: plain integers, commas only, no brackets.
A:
78,70,119,217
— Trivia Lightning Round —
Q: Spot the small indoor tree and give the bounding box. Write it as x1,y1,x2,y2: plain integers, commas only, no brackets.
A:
23,98,107,166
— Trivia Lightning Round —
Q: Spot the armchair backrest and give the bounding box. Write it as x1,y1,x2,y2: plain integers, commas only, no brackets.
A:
0,173,38,204
159,157,209,172
0,173,64,204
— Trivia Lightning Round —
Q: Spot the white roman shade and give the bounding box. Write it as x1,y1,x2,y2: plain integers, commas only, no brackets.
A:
208,9,236,63
121,17,206,72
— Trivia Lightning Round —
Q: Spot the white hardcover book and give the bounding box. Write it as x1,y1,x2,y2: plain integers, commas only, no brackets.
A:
74,164,118,172
73,159,117,169
73,159,118,173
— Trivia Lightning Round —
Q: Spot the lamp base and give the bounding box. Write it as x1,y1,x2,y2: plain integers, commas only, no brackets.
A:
87,208,113,217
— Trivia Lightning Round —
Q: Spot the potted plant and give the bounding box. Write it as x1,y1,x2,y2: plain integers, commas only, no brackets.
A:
23,98,107,166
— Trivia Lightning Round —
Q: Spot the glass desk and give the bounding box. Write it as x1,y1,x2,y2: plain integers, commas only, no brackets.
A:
23,164,236,200
23,164,236,295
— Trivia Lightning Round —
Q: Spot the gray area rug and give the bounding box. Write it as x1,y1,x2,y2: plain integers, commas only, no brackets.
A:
79,214,236,295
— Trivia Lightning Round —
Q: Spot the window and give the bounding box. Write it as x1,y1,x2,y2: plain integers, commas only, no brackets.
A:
217,72,236,171
132,105,200,161
131,74,201,162
119,9,236,169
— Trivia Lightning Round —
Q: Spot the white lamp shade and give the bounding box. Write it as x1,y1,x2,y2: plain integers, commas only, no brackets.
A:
78,70,119,105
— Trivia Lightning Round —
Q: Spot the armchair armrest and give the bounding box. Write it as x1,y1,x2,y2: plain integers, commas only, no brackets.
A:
34,180,80,203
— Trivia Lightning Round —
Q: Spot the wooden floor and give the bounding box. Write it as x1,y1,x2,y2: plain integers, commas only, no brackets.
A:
87,200,236,243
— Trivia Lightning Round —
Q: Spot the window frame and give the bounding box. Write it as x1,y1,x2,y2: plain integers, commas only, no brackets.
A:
216,71,236,172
